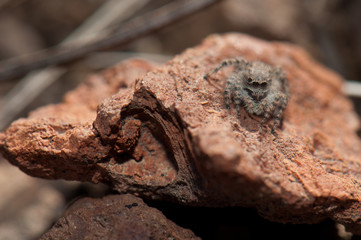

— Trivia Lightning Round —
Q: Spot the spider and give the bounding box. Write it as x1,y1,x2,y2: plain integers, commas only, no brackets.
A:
204,57,289,133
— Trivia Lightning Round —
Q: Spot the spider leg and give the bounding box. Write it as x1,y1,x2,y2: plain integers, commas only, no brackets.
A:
273,67,289,96
224,75,236,110
204,57,248,79
232,75,243,116
251,99,272,132
214,58,241,73
267,67,289,135
260,112,271,126
271,94,288,133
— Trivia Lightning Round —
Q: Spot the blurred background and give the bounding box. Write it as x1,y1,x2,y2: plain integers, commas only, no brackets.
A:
0,0,360,239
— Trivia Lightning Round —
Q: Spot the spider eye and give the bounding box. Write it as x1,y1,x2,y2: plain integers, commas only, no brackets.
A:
260,82,267,87
247,77,253,83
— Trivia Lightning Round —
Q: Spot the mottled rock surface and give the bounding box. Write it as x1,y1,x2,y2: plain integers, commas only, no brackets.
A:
40,194,200,240
1,33,361,233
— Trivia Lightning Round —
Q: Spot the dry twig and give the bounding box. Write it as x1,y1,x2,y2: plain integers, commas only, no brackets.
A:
0,0,222,81
0,0,151,130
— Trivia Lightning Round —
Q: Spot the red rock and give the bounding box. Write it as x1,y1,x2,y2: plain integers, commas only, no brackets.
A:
1,33,361,233
0,59,156,181
40,194,200,240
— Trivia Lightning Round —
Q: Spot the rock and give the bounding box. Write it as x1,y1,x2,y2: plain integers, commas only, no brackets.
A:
40,194,200,240
0,58,156,181
0,159,67,240
1,33,361,233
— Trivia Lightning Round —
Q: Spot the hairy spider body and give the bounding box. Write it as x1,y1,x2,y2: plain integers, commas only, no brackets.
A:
204,58,289,132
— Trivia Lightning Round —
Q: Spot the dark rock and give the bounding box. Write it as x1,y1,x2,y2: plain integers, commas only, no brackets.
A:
40,194,200,240
0,160,68,239
1,33,361,233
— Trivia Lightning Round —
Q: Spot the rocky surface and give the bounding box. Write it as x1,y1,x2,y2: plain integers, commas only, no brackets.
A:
0,160,67,240
40,194,200,240
1,33,361,233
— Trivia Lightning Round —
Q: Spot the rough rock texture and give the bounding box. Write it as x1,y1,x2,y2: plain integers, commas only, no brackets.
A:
0,59,156,181
40,194,200,240
1,33,361,233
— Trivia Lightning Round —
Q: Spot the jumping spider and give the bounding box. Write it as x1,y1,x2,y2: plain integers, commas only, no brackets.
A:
204,58,289,133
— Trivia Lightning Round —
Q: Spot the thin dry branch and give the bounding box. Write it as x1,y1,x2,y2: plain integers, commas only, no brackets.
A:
0,0,222,81
344,80,361,98
0,0,150,130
